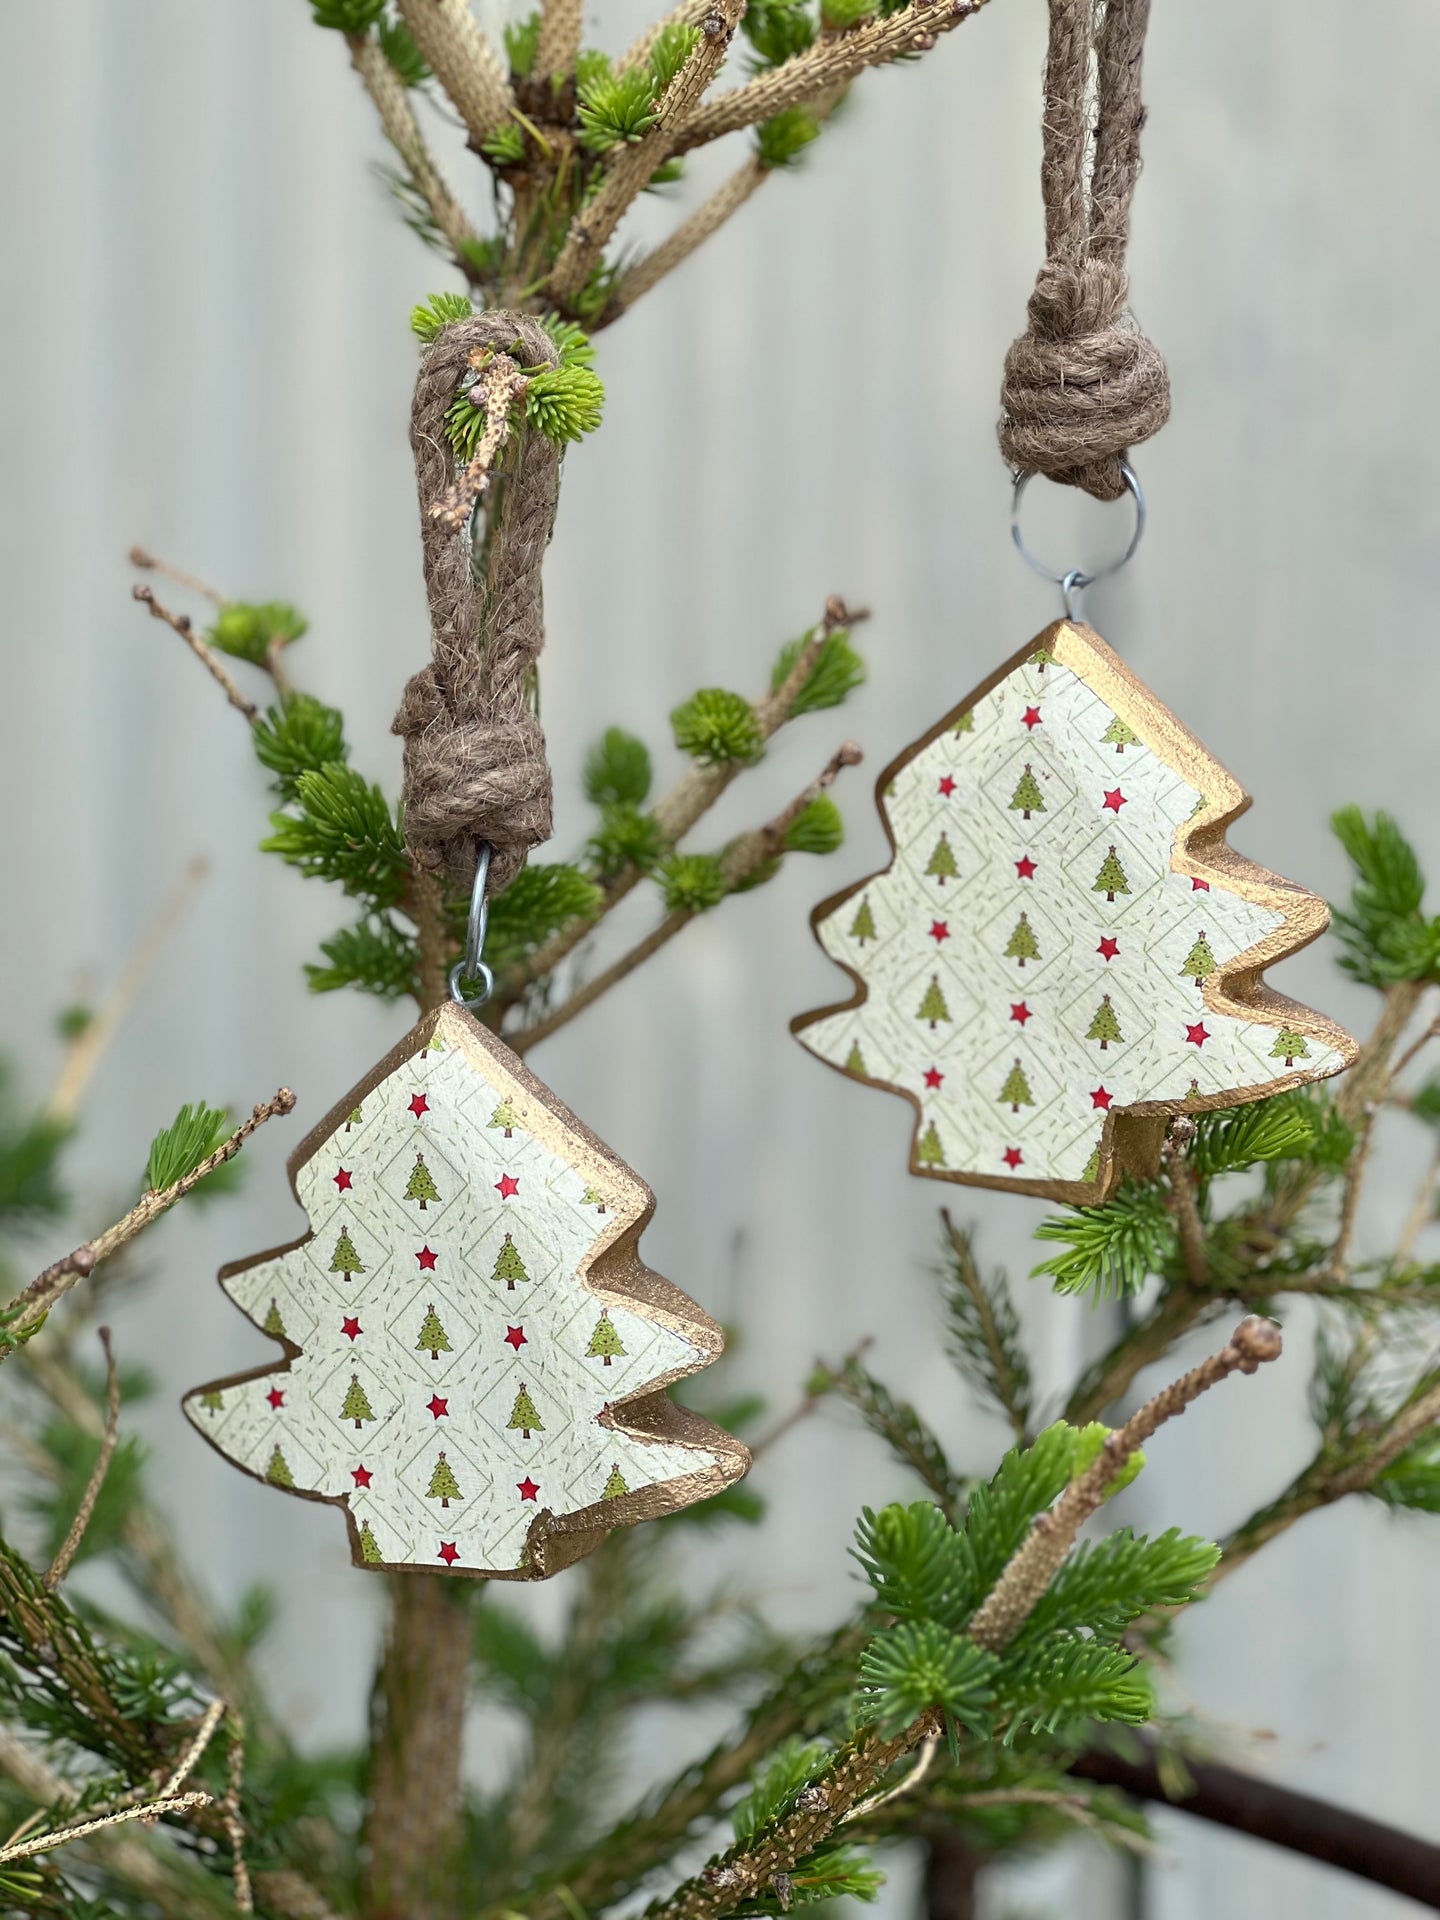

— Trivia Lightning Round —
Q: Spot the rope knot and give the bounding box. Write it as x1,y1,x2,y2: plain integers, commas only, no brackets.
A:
394,687,552,892
999,261,1169,501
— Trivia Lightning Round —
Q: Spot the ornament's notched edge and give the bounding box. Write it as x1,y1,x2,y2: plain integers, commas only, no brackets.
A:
184,999,749,1581
790,617,1359,1203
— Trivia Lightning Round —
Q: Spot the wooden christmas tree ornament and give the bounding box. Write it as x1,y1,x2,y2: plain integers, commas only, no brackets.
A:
793,618,1357,1201
186,1005,747,1579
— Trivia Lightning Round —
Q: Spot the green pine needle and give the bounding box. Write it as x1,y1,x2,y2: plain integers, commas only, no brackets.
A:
587,803,666,880
670,688,763,765
996,1639,1152,1735
540,315,598,370
504,11,542,75
305,916,418,1002
1187,1091,1319,1179
379,17,430,85
584,727,652,808
937,1222,1032,1439
483,123,529,166
524,364,605,444
261,765,409,908
208,601,308,665
444,385,488,462
770,625,865,712
0,1070,70,1231
578,62,659,150
820,0,876,26
658,853,729,914
309,0,385,30
853,1502,975,1626
411,291,476,342
143,1102,230,1193
1031,1183,1177,1299
732,1738,832,1844
757,105,823,168
483,864,604,970
648,20,702,91
252,695,348,802
784,795,844,856
1331,805,1440,987
743,0,817,67
857,1621,997,1738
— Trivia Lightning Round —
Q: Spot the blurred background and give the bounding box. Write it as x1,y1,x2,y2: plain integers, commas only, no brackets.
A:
2,2,1439,1914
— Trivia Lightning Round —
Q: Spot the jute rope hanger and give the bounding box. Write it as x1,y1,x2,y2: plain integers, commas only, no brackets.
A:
998,0,1169,501
394,309,562,895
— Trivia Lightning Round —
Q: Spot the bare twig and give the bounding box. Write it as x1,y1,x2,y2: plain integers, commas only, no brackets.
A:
511,741,861,1053
1396,1139,1440,1266
676,0,987,151
128,547,223,605
48,856,209,1125
1162,1122,1210,1289
348,30,481,261
845,1734,939,1823
749,1337,872,1462
532,0,584,81
969,1317,1284,1652
397,0,514,145
7,1089,296,1352
44,1328,121,1590
617,0,717,71
132,585,259,724
432,352,527,529
0,1792,213,1868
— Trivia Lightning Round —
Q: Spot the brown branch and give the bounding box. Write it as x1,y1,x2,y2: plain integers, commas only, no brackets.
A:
617,0,718,71
397,0,514,145
431,352,527,529
132,585,259,723
44,1328,120,1590
1070,1739,1440,1910
970,1316,1283,1652
548,0,745,304
7,1089,296,1353
532,0,584,81
127,546,223,605
511,741,862,1054
675,0,986,152
1396,1138,1440,1266
348,30,481,261
495,596,862,1008
48,855,209,1125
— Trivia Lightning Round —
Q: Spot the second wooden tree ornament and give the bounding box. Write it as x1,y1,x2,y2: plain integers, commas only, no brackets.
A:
792,619,1357,1200
186,999,748,1578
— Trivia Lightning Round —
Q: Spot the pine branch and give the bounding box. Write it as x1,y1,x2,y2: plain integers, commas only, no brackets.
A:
43,1327,119,1591
132,585,259,723
495,597,863,1008
617,0,719,72
938,1212,1031,1441
675,0,987,151
6,1090,295,1356
547,0,746,304
532,0,584,81
511,741,861,1053
348,29,481,263
396,0,515,144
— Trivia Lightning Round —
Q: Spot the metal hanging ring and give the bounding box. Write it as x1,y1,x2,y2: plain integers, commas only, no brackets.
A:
1010,463,1146,619
448,840,495,1010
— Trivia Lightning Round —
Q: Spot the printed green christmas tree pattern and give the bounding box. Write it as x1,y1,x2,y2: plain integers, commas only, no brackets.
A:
489,1101,520,1137
925,834,959,884
184,1001,745,1577
849,897,877,943
844,1041,867,1076
794,618,1355,1193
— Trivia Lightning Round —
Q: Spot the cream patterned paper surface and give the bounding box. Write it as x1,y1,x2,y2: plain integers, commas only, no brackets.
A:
793,620,1356,1198
186,1003,746,1577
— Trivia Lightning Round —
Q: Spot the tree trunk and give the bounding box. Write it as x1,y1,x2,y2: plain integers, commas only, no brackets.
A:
924,1831,982,1920
361,1573,473,1919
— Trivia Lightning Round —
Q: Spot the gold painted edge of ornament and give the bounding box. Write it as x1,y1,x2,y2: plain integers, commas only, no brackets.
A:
184,1001,750,1581
790,617,1359,1203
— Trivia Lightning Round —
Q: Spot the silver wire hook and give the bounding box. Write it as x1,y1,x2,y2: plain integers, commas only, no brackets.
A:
448,841,495,1010
1010,463,1146,620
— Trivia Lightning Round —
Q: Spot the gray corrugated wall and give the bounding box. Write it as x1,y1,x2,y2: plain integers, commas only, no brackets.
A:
1,2,1436,1914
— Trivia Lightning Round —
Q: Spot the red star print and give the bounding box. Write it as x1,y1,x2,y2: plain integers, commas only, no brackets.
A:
333,1168,352,1192
1097,936,1120,961
938,774,956,796
504,1325,527,1351
495,1174,520,1200
1090,1086,1114,1110
342,1316,362,1341
409,1093,429,1118
266,1387,285,1410
922,1066,944,1090
1186,1023,1210,1047
1002,1147,1024,1169
351,1464,373,1489
1192,877,1211,892
929,920,950,944
1102,788,1127,813
1021,706,1042,730
437,1541,460,1566
426,1394,449,1420
517,1476,540,1502
1015,855,1038,880
416,1245,438,1271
